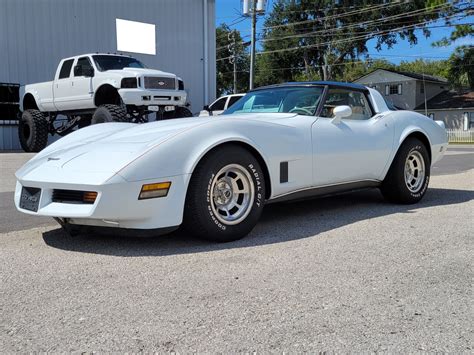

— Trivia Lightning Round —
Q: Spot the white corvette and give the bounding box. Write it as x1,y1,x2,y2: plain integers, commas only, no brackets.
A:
15,82,448,242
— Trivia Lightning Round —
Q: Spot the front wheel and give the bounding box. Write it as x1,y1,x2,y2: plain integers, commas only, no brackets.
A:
380,137,430,204
18,110,49,152
91,104,128,124
183,146,265,242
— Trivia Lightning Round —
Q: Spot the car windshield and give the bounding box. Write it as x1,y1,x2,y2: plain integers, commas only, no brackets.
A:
223,86,324,116
92,55,146,71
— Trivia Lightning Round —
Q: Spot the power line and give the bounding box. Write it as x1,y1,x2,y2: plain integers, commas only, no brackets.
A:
216,5,470,54
216,15,469,61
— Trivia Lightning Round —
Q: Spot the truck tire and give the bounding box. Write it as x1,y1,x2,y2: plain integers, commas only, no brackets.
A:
175,106,193,118
18,110,49,152
91,104,128,124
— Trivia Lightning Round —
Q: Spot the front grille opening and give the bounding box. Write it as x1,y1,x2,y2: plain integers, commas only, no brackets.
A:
52,189,97,204
144,76,176,90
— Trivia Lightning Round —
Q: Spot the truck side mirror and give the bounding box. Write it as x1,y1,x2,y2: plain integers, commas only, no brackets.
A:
73,65,82,76
74,65,94,77
203,105,210,112
83,67,94,77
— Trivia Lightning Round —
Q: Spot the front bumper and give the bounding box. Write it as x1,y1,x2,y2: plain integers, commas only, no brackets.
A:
119,88,187,108
15,173,191,230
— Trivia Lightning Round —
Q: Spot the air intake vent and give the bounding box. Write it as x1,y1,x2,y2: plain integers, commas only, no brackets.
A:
52,189,97,204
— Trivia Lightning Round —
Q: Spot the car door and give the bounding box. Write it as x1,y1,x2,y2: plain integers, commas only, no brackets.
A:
53,58,75,111
225,95,243,110
208,96,228,115
69,57,95,109
311,87,394,186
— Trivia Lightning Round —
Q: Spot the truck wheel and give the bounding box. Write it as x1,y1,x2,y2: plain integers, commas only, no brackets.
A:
18,110,49,152
183,145,265,242
91,104,127,124
175,106,193,118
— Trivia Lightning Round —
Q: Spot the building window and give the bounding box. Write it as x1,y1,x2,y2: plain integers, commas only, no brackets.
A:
420,85,424,94
386,84,401,95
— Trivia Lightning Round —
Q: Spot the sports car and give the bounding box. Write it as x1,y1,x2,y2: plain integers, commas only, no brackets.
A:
15,81,448,242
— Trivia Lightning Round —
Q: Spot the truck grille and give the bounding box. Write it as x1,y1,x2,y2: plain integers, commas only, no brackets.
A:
144,77,176,90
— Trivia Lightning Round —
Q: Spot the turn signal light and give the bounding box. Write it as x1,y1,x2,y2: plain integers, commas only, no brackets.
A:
139,182,171,200
83,191,98,203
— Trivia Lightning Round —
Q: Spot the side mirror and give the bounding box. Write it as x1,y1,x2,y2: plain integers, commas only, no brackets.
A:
332,105,352,124
73,65,81,76
74,65,94,77
203,105,210,111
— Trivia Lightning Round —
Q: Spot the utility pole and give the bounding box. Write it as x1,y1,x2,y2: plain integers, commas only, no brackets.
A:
228,30,238,94
249,0,257,90
233,32,237,94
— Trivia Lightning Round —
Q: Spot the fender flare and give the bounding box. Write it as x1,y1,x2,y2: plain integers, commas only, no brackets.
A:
93,81,121,107
21,91,42,112
381,126,432,179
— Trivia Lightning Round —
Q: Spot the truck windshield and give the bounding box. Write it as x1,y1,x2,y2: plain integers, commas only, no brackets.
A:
92,55,146,71
223,86,324,116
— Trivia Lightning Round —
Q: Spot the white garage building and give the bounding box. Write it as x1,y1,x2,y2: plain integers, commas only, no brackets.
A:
0,0,216,150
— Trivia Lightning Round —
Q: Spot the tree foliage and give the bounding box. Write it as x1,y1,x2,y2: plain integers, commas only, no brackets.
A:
216,24,249,96
432,23,474,89
255,0,457,85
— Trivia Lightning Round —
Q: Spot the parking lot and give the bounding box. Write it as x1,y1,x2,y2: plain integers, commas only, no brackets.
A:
0,146,472,352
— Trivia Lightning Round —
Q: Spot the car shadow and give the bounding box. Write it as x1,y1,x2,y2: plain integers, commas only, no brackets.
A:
42,187,473,257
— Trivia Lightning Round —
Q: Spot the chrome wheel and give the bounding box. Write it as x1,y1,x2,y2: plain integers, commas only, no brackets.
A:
404,150,425,192
210,164,254,225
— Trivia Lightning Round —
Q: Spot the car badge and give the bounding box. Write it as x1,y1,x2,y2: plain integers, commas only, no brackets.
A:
158,81,165,86
47,157,60,161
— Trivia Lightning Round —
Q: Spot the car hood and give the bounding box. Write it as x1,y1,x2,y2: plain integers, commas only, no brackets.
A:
105,68,177,78
16,113,297,184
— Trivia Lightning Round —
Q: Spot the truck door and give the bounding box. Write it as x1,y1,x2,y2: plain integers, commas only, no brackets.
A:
53,59,75,111
69,57,95,109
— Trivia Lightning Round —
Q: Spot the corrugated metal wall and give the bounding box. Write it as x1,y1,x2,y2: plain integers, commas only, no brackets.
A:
0,0,216,150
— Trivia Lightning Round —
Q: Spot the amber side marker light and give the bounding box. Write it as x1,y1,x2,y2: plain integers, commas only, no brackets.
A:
139,182,171,200
83,191,98,204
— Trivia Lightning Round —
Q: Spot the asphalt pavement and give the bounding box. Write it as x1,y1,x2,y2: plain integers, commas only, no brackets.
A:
0,145,472,352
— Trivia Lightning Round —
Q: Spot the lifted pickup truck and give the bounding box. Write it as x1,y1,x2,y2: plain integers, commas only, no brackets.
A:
19,53,192,152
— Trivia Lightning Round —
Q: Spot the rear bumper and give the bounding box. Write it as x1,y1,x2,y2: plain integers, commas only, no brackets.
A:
119,88,187,107
15,173,191,230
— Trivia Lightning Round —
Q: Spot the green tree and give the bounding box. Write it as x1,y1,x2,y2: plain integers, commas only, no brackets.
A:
433,23,474,89
255,0,459,85
216,24,249,96
447,46,473,89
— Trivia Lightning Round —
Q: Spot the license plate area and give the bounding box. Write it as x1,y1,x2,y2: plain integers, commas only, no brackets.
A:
20,187,41,212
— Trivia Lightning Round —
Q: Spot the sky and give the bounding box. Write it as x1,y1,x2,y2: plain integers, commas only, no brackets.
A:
215,0,473,65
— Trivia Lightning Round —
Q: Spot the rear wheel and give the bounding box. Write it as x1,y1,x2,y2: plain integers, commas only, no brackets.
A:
18,109,49,152
380,137,430,204
91,104,127,124
183,146,265,242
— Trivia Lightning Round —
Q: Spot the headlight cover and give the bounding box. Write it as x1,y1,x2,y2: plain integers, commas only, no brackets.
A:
121,77,138,88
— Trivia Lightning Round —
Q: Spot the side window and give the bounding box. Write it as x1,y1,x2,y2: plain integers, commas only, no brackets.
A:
209,97,227,111
321,88,373,120
58,59,74,79
227,95,242,108
74,57,93,77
